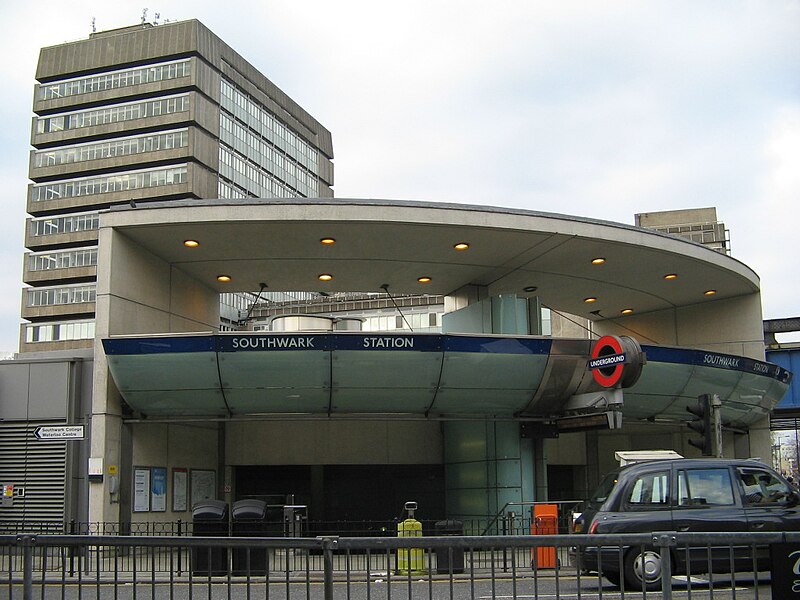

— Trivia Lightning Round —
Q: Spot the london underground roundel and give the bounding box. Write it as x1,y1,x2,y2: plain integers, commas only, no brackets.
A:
589,335,645,388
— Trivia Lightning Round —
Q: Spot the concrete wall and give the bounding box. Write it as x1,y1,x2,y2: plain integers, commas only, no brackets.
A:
129,422,219,525
226,420,442,466
594,293,765,360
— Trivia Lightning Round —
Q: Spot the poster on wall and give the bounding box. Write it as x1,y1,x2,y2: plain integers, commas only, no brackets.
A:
172,468,188,512
190,469,216,508
133,468,150,512
151,467,167,512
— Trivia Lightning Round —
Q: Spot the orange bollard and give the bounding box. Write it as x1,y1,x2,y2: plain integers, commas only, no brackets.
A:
531,503,558,569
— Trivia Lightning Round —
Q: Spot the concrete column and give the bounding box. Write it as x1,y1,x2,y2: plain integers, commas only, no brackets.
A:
90,222,220,524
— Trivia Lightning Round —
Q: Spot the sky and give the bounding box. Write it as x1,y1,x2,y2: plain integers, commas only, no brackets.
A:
0,1,797,353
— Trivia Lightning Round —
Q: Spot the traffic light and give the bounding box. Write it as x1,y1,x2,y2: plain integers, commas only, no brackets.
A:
686,394,713,456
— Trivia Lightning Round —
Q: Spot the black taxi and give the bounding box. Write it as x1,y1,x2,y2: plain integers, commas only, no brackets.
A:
573,458,800,590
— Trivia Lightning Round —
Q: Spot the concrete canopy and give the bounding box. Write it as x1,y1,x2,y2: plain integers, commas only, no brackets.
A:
104,198,759,320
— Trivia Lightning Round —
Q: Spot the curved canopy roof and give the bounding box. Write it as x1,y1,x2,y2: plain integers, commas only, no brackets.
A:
105,198,760,320
103,332,791,428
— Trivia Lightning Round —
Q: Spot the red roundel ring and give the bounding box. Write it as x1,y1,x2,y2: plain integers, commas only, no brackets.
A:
591,335,625,387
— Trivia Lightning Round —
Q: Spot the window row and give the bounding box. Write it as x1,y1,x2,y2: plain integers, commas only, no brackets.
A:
622,466,793,507
25,320,95,343
34,129,189,167
38,59,191,100
220,78,318,171
36,94,190,134
220,292,254,312
219,147,301,199
27,284,96,307
29,212,100,237
28,248,97,271
220,113,318,197
218,179,249,200
31,165,188,202
362,312,442,332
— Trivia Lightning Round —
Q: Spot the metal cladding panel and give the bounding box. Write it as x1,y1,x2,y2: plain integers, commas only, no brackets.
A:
0,422,67,524
625,346,792,428
100,334,791,424
768,348,800,410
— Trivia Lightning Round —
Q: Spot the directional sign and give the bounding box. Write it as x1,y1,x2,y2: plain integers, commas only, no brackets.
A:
34,425,85,441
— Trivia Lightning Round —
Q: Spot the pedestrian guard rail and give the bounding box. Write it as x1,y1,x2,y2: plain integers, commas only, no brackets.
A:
2,530,799,599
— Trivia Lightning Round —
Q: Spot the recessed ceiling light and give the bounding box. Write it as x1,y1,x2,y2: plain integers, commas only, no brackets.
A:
318,274,333,281
183,240,199,248
704,289,717,296
320,237,336,245
664,273,678,280
217,275,231,283
621,308,634,315
417,276,432,283
584,297,598,303
453,242,469,251
591,258,606,265
523,286,538,293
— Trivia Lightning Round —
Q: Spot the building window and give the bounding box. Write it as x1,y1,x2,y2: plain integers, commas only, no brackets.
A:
28,248,98,271
25,320,95,343
218,77,320,199
31,165,188,202
38,59,191,101
27,284,96,307
29,212,100,237
34,129,189,167
35,94,190,135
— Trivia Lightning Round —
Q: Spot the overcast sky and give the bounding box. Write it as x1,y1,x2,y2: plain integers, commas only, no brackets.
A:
0,1,797,353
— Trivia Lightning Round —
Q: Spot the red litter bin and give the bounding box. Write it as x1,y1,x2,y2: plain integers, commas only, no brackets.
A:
531,503,558,569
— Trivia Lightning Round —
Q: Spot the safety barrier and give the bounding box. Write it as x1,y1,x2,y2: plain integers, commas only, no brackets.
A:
1,531,796,599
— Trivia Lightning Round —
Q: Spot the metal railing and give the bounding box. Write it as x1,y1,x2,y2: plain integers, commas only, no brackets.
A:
0,510,585,537
1,531,794,599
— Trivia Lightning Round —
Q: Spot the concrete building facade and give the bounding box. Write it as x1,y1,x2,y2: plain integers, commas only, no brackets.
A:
24,19,334,352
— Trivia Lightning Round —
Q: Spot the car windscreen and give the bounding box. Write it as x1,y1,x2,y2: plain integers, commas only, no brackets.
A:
589,471,620,506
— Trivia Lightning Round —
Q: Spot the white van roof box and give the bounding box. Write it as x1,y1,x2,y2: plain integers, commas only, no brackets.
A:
615,450,684,466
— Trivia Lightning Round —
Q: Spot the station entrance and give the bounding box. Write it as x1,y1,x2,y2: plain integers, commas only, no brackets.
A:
234,464,445,534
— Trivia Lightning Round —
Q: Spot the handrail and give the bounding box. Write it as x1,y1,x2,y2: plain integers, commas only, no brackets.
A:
480,500,585,536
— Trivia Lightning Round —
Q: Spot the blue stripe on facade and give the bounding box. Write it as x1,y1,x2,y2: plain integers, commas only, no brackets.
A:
642,345,792,384
102,336,216,355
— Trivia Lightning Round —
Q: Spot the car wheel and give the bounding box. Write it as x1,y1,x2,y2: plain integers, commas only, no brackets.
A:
623,547,663,591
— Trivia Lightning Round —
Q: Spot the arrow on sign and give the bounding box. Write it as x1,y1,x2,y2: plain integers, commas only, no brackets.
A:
34,425,85,440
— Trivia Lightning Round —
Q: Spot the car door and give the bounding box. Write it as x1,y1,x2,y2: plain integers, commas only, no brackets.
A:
588,464,674,534
737,466,800,532
673,466,747,574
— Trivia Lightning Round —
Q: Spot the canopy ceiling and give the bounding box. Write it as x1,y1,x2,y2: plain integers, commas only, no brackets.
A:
104,199,760,321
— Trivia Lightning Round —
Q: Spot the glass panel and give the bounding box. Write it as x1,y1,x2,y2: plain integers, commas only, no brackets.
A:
627,470,669,505
121,390,227,417
106,353,220,392
682,468,734,506
224,389,331,414
738,467,792,504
